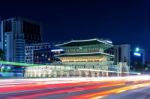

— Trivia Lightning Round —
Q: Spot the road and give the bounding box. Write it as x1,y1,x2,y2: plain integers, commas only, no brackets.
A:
0,76,150,99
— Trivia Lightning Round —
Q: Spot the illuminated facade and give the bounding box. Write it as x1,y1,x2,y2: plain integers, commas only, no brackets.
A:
24,38,122,78
25,43,51,64
114,44,131,66
55,38,114,71
1,17,42,63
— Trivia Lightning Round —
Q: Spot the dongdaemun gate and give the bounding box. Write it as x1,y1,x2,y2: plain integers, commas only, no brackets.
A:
24,38,129,78
55,38,114,70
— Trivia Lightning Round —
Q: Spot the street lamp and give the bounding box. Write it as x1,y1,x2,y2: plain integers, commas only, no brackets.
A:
135,47,140,52
134,47,141,57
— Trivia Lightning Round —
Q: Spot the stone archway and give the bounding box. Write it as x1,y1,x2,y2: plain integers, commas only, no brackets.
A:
57,71,61,77
85,71,88,77
96,72,99,77
63,71,69,77
99,71,102,77
53,71,57,77
81,71,86,77
88,71,92,77
69,70,74,77
74,70,81,77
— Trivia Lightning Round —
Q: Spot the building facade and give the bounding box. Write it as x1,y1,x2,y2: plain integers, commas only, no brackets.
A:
24,38,129,78
33,49,54,64
0,17,42,62
114,44,131,66
55,38,114,71
25,43,51,64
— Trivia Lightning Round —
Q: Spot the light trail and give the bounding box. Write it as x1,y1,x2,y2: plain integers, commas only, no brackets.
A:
67,82,150,99
0,75,150,99
8,81,126,99
0,81,92,93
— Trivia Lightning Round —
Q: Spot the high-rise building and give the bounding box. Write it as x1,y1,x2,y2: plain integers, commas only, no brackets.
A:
25,43,51,64
114,44,131,66
1,17,42,63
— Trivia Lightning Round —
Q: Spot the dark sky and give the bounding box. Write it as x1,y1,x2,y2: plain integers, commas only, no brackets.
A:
0,0,150,60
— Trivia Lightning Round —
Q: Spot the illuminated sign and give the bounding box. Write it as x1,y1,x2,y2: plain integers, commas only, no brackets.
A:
134,52,141,56
51,49,64,52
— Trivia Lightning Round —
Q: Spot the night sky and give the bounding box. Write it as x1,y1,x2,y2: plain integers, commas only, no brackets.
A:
0,0,150,60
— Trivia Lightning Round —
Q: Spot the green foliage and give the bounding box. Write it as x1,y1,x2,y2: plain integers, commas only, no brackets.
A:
0,49,5,61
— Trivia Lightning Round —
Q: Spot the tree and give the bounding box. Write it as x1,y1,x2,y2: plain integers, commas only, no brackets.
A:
0,49,5,60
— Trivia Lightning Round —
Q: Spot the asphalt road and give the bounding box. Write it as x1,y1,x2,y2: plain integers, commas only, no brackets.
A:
103,86,150,99
0,76,150,99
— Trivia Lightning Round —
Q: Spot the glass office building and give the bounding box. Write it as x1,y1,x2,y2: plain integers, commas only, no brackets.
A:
1,17,42,63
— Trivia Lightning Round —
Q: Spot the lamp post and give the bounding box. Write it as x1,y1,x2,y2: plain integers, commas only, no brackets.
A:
135,47,140,52
132,47,144,71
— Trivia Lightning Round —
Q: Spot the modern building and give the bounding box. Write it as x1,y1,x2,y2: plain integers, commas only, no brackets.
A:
113,44,131,66
0,17,42,63
25,43,51,64
33,49,53,64
113,45,146,72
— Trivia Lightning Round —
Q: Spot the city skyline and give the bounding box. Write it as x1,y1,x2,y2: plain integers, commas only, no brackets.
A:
0,0,149,59
0,1,150,99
